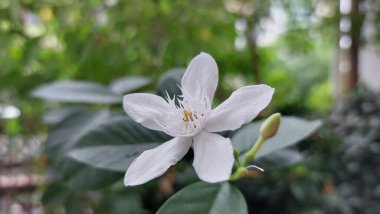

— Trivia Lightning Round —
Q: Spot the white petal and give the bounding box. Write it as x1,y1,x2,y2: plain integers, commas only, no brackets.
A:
124,137,191,186
123,93,170,131
205,85,274,132
192,131,234,183
181,52,218,102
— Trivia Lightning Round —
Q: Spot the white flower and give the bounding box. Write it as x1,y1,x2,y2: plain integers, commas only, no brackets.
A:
123,53,274,186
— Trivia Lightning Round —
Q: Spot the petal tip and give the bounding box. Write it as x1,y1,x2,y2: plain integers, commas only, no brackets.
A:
124,174,140,187
270,86,275,94
123,173,132,186
199,51,210,56
258,84,275,96
196,52,214,60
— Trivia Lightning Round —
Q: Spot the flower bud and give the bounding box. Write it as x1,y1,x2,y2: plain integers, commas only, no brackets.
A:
259,113,281,139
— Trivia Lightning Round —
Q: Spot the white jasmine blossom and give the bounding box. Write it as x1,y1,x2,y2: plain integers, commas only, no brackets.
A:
123,53,274,186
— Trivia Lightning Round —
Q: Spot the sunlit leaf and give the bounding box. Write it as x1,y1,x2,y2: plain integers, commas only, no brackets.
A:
109,76,151,94
31,81,122,104
42,106,87,124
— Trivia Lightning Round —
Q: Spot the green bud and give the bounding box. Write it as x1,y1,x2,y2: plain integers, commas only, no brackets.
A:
260,113,281,139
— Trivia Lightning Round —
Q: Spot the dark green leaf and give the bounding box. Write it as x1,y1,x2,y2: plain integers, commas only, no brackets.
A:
45,109,110,162
156,68,185,98
68,144,159,172
157,182,248,214
65,191,86,214
31,81,122,103
62,159,123,190
111,192,148,214
232,116,322,158
109,76,151,94
44,109,122,190
74,116,170,148
42,182,87,213
62,116,170,189
41,182,70,206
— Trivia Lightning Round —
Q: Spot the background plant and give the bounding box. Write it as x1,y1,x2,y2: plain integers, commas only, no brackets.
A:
1,0,380,213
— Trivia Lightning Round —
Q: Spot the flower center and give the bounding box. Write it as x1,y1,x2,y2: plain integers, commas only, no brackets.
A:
183,110,194,122
161,87,211,137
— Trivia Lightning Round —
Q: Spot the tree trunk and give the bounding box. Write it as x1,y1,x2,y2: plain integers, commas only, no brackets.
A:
246,19,261,83
348,0,359,88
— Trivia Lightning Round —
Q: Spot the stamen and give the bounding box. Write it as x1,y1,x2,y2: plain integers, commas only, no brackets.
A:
161,85,211,137
183,110,194,122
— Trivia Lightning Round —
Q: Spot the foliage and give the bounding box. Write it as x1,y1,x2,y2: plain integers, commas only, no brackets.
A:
4,0,378,213
157,182,247,214
0,0,335,133
31,68,322,213
232,116,321,158
329,89,380,213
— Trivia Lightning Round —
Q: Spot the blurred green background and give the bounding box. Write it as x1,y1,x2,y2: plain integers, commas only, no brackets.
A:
1,0,380,213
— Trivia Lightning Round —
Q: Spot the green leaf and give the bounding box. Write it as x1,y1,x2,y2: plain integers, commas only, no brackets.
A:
157,182,248,214
62,116,170,189
41,182,70,206
232,116,322,159
257,149,304,169
42,182,86,213
31,81,122,104
45,109,110,162
67,144,159,172
44,109,122,190
109,76,151,94
156,68,185,98
65,191,86,214
62,159,123,190
74,116,170,148
111,193,149,214
42,106,87,124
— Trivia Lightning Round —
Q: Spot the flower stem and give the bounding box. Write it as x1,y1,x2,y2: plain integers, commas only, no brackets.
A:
230,135,266,181
233,148,242,167
243,135,265,166
230,167,247,181
230,113,281,181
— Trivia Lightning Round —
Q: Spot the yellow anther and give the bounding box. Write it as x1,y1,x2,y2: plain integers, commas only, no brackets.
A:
183,110,194,122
